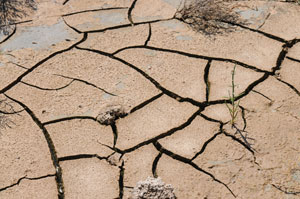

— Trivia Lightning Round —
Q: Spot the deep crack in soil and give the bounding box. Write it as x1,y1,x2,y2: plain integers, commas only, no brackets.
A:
0,0,300,198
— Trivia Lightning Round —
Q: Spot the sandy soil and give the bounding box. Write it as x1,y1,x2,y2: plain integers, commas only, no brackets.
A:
0,0,300,198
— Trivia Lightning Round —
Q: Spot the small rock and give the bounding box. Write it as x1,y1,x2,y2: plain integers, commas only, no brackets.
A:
130,177,177,199
107,153,122,166
96,105,126,125
174,12,182,19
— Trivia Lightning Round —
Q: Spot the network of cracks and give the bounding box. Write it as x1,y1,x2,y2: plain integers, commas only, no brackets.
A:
0,0,300,198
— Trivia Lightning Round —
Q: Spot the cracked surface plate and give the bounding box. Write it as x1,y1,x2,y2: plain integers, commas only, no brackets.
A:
0,0,300,198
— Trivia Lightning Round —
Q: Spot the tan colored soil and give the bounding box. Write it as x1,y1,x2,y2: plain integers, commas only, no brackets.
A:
0,0,300,198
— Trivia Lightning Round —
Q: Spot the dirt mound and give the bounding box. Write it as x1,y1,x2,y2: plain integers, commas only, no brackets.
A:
130,177,176,199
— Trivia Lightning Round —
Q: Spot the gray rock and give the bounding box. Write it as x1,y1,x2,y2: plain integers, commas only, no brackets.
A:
131,177,177,199
96,105,126,125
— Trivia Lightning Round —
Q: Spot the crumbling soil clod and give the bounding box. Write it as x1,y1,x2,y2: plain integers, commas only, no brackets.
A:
96,105,126,125
130,177,176,199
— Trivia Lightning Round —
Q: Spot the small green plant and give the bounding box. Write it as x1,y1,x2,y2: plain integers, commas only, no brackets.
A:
225,65,240,126
225,66,255,150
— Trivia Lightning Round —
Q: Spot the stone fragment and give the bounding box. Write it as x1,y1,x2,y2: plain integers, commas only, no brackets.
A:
131,177,177,199
96,105,126,125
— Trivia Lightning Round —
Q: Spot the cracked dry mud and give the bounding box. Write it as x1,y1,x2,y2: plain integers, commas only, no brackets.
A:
0,0,300,198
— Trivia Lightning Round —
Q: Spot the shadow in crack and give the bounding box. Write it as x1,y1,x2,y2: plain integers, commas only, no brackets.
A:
1,2,300,198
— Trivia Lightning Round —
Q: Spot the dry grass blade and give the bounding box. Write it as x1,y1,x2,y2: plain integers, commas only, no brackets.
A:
0,0,36,34
0,98,17,134
225,65,240,126
175,0,245,35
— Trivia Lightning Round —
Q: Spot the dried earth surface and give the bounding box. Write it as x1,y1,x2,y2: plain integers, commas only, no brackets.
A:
0,0,300,198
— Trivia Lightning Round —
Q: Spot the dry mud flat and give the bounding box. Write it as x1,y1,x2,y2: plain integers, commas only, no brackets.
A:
0,0,300,198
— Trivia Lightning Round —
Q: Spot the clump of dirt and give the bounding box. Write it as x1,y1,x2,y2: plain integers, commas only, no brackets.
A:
175,0,244,35
96,105,127,125
130,177,177,199
107,153,122,166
